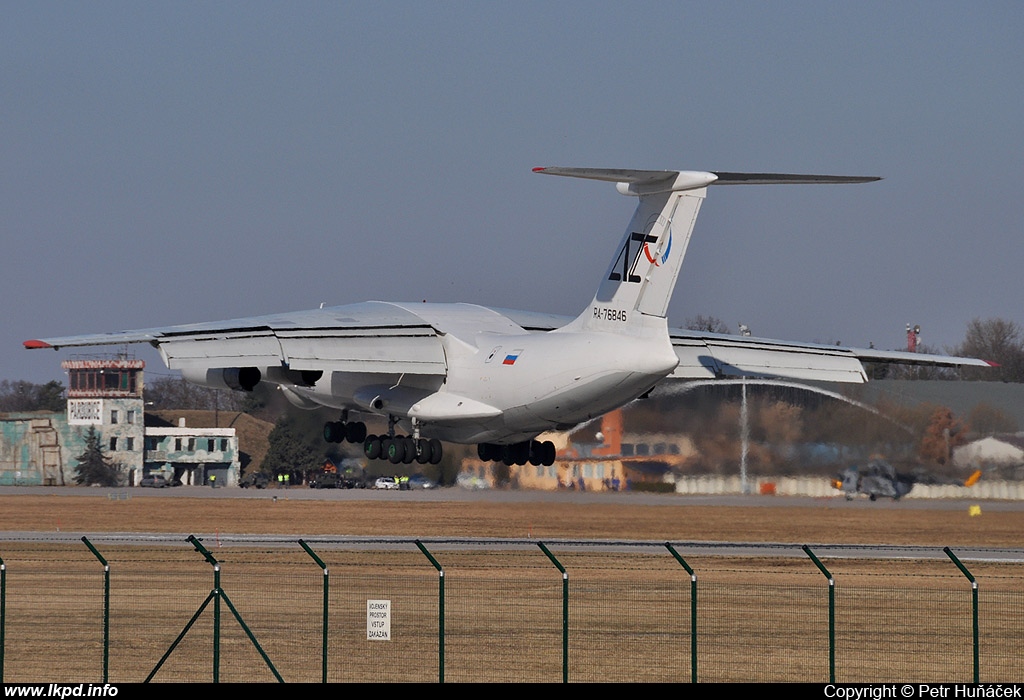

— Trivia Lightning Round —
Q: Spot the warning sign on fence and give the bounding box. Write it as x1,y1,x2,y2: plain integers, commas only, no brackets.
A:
367,599,391,641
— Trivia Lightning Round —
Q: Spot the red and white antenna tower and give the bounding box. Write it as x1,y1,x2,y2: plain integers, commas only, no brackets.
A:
906,323,920,352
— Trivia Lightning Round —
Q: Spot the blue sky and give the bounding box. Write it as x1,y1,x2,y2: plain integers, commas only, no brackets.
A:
3,2,1022,384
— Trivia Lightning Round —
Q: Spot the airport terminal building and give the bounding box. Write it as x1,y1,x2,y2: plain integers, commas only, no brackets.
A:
0,358,240,486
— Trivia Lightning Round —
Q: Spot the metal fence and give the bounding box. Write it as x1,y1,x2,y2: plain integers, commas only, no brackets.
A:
0,536,1020,683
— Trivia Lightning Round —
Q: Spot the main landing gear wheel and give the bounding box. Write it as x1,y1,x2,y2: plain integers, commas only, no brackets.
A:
385,437,405,464
415,439,431,465
324,420,368,444
529,440,556,467
346,421,367,443
477,440,556,467
401,437,416,464
361,434,443,464
363,435,382,460
324,421,344,443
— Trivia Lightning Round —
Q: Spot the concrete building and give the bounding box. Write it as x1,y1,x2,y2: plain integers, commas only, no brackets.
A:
0,357,240,486
65,358,147,481
144,418,239,486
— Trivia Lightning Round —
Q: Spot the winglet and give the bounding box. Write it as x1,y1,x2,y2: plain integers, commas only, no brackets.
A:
23,340,54,350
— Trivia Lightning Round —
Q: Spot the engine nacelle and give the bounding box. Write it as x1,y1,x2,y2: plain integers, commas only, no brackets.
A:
181,366,262,392
263,367,323,388
279,385,322,410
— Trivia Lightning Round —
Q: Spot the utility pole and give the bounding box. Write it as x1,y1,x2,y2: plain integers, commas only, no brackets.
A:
740,377,750,494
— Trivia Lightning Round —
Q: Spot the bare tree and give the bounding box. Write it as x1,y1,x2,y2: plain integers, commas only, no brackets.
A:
918,406,968,465
144,375,250,411
967,402,1017,436
0,380,66,412
955,317,1024,382
684,315,730,334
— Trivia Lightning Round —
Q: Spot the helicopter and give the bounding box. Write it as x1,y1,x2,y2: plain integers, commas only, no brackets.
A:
833,459,982,501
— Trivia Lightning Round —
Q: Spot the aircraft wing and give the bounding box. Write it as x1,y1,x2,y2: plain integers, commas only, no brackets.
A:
27,304,991,385
25,302,449,376
666,329,993,383
488,311,992,384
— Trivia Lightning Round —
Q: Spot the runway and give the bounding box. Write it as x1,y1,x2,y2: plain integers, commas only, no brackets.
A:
1,484,1023,562
3,483,1024,511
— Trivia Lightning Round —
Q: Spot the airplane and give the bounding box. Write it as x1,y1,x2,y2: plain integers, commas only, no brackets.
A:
25,167,992,468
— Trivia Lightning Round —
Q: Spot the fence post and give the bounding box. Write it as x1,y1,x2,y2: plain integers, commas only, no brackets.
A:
80,537,110,683
148,535,282,682
298,540,329,684
187,535,222,682
1,554,5,683
802,545,835,683
537,542,568,684
944,547,979,683
665,543,697,683
415,540,444,684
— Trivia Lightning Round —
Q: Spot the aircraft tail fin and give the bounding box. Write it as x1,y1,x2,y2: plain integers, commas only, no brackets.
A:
534,167,879,334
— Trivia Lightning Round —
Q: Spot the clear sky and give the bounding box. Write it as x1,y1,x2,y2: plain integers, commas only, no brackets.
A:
3,2,1022,384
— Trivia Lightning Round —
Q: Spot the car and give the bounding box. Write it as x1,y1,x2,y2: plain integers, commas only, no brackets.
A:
140,475,169,488
456,473,490,490
407,474,438,489
240,472,269,489
309,471,339,489
374,476,399,490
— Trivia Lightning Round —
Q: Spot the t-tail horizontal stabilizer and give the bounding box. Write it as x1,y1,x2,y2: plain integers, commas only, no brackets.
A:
533,167,880,334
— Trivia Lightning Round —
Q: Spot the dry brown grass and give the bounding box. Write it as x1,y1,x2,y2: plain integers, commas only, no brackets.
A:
0,493,1021,546
1,493,1021,682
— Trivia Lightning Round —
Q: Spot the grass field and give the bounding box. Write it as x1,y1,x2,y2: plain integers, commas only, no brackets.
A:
1,491,1021,682
1,491,1022,545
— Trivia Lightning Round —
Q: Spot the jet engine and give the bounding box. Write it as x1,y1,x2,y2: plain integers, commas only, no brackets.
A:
181,366,262,392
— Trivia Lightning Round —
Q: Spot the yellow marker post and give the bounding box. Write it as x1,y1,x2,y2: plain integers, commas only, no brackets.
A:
968,505,982,517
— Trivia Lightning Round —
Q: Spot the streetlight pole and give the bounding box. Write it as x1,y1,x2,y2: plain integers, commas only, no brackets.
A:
740,377,749,494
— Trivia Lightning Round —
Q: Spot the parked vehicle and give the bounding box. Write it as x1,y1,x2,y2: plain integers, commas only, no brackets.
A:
140,475,169,488
372,474,395,491
309,460,366,489
310,471,340,489
240,472,269,489
408,474,438,489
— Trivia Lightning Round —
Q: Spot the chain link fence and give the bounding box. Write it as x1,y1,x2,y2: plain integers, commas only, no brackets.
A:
0,537,1020,683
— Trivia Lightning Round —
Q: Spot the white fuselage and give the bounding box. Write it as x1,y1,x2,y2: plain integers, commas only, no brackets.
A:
286,302,679,444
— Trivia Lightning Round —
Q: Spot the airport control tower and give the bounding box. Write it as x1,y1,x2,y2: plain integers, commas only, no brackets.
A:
63,357,146,479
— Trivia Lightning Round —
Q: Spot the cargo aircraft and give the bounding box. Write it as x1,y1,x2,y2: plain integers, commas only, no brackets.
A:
26,167,991,467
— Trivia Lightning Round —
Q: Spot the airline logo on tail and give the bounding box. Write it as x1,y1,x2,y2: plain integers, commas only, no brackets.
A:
644,229,672,267
609,230,671,282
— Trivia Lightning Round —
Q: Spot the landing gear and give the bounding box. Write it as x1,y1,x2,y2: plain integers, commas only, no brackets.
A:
363,435,382,460
478,439,556,467
357,428,443,465
323,420,367,444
